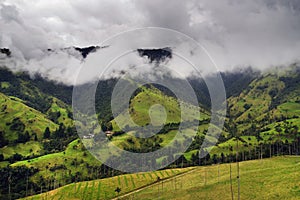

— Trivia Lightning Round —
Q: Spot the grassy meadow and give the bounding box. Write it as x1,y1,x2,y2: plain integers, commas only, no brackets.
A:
122,156,300,200
22,156,300,200
23,167,193,200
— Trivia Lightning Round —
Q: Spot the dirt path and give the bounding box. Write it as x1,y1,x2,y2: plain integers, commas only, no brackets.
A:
111,168,199,200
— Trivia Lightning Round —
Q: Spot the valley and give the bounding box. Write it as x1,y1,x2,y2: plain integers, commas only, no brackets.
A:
0,66,299,199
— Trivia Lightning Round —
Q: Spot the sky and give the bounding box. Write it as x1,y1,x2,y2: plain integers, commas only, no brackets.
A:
1,0,300,84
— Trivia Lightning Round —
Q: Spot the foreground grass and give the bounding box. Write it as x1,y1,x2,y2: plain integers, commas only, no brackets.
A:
22,156,300,200
130,156,300,200
22,168,193,200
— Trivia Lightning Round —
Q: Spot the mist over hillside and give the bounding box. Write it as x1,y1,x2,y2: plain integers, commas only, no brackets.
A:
1,0,300,84
1,0,300,199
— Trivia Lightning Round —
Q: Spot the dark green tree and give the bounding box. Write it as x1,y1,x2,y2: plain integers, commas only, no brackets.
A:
115,187,121,195
0,154,4,162
0,131,8,148
43,127,50,139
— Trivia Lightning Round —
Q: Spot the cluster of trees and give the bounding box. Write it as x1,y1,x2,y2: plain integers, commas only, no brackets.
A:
0,122,78,163
0,68,74,113
6,118,38,145
111,119,210,137
189,136,300,167
199,119,300,167
48,111,61,124
9,118,25,132
124,135,162,153
0,68,52,113
187,135,205,151
0,163,121,199
269,72,300,109
0,166,39,199
15,131,35,144
0,125,78,164
43,124,77,153
0,118,38,148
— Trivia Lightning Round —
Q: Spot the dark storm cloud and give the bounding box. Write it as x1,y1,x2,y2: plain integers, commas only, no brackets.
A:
0,0,300,84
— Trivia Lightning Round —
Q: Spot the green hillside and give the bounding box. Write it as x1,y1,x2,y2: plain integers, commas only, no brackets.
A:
46,97,73,127
0,66,299,199
227,68,300,136
0,93,58,140
12,139,102,183
0,68,73,113
103,85,212,154
0,92,58,159
23,156,300,200
228,74,285,123
110,86,209,131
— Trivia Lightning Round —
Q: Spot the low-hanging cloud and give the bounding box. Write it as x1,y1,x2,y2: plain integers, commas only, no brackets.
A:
1,0,300,85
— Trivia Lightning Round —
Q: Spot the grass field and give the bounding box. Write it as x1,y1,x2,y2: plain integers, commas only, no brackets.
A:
22,156,300,200
22,167,193,200
121,156,300,200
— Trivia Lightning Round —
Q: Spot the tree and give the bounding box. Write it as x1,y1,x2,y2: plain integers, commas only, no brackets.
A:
48,111,61,123
212,154,218,164
10,118,25,132
0,131,8,148
220,153,226,163
16,131,30,143
175,155,188,167
191,152,199,165
53,123,65,138
0,154,4,162
43,127,51,139
9,153,23,163
33,132,38,141
115,187,121,195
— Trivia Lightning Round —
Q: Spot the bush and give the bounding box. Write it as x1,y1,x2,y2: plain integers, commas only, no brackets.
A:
9,118,25,132
16,131,30,143
49,164,67,172
9,153,23,163
243,103,252,110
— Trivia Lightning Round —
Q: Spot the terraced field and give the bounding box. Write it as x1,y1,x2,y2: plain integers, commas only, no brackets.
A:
23,167,193,200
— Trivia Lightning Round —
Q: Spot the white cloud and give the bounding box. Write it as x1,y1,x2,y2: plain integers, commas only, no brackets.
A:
0,0,300,84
